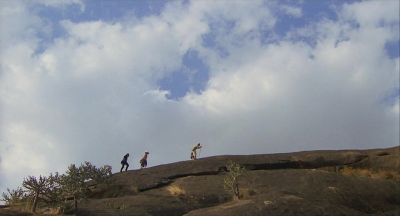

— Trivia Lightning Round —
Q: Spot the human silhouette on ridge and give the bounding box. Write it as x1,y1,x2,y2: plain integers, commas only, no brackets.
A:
120,153,130,172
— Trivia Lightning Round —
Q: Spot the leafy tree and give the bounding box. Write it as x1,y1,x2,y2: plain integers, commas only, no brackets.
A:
1,187,26,205
223,161,246,200
1,161,111,213
60,164,84,211
60,162,111,211
80,161,112,184
42,172,63,207
22,175,47,212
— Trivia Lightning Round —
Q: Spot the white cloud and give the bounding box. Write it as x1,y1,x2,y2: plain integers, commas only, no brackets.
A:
280,5,302,18
1,124,52,173
391,98,400,116
182,1,399,151
342,0,399,27
0,0,398,200
0,1,45,50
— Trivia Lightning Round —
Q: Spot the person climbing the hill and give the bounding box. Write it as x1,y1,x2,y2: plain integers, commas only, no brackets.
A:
120,153,130,172
191,143,202,160
140,151,150,169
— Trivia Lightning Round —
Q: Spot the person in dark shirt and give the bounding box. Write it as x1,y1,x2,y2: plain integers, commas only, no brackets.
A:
120,153,130,172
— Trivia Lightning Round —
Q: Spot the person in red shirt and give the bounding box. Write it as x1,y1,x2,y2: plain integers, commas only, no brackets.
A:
140,152,150,169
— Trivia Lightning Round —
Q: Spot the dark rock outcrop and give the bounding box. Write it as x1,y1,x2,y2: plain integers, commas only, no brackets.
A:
1,146,399,216
76,146,400,216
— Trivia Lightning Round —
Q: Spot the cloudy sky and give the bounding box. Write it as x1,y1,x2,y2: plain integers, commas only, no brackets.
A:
0,0,399,196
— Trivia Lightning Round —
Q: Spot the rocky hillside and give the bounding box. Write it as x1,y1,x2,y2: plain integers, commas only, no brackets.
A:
1,146,399,216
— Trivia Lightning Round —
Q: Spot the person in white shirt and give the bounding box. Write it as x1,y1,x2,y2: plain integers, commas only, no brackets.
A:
190,143,202,160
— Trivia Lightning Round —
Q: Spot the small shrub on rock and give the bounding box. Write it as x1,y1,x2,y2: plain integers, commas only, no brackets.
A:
223,161,246,200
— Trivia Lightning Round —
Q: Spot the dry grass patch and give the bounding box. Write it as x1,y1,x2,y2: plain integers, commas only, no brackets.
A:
166,185,186,196
3,201,32,213
340,167,400,181
104,200,128,210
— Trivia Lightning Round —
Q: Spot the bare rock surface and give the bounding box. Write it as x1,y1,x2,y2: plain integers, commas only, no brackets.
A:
1,146,399,216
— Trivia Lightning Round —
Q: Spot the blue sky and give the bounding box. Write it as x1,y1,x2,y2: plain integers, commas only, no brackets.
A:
35,0,166,22
0,0,399,199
